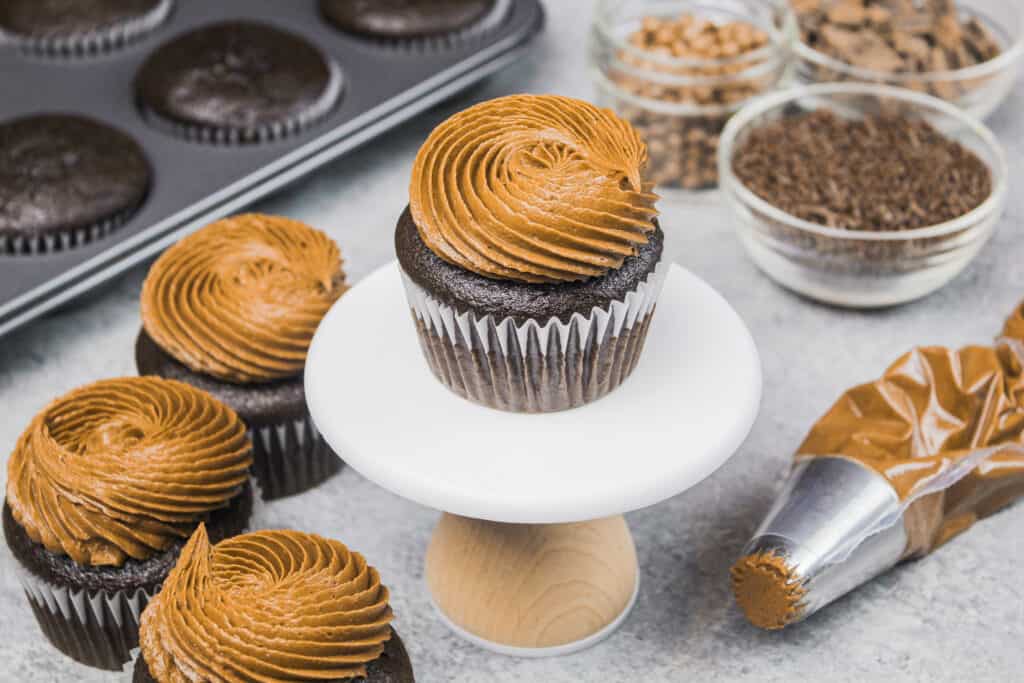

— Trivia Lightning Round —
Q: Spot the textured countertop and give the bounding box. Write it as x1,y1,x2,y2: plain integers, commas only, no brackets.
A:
2,2,1022,681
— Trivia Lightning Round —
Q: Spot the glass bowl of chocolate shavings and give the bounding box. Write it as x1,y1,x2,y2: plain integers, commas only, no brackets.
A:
718,83,1007,308
791,0,1024,120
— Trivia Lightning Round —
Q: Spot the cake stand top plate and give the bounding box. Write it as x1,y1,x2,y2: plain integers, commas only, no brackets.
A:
306,261,761,524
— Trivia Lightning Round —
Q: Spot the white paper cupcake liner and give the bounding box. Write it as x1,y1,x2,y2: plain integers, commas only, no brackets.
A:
0,0,173,57
401,260,666,413
139,59,343,146
14,561,155,671
249,413,343,500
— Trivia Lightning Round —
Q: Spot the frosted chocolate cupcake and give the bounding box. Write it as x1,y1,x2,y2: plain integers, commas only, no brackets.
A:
397,94,665,413
2,377,253,670
134,526,414,682
137,213,348,499
0,114,150,255
0,0,172,55
320,0,496,39
135,21,342,144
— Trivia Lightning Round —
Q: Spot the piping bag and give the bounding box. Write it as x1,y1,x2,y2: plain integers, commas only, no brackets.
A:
731,301,1024,630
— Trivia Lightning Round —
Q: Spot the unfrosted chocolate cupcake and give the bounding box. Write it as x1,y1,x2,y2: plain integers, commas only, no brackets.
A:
136,213,348,499
133,526,414,682
0,114,150,255
135,21,342,144
397,94,665,413
0,0,172,55
2,377,253,670
320,0,496,39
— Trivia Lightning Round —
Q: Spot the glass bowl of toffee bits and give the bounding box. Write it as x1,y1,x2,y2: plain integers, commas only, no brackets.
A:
719,83,1007,308
791,0,1024,120
589,0,795,195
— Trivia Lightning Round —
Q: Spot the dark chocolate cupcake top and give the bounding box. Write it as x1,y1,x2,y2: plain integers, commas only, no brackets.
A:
141,214,347,384
409,94,659,284
135,21,340,142
0,114,150,242
320,0,495,39
5,377,252,567
0,0,168,42
139,526,395,682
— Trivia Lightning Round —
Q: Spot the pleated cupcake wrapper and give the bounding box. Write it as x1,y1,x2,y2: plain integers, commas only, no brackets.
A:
401,260,666,413
346,0,513,54
1,207,137,256
14,561,155,671
249,412,343,500
139,59,343,146
0,0,173,57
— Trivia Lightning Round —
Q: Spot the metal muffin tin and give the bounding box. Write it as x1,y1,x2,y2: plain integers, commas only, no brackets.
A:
0,0,544,338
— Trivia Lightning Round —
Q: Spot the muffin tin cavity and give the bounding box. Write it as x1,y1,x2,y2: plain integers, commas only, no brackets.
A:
319,0,513,52
136,21,343,145
0,114,150,256
0,0,173,57
0,0,543,338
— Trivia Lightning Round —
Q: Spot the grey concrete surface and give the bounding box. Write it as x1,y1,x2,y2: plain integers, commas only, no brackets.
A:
2,1,1022,681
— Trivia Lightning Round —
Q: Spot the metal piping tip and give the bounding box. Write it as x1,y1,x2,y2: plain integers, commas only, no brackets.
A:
731,457,909,630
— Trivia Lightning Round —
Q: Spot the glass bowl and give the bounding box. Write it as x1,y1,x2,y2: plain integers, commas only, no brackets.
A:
718,83,1007,308
791,0,1024,120
588,0,795,198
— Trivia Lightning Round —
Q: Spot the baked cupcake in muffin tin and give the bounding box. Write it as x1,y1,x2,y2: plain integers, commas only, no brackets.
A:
2,377,253,670
320,0,498,40
397,94,665,413
133,526,415,682
135,21,343,145
0,0,173,56
136,213,348,499
0,114,150,256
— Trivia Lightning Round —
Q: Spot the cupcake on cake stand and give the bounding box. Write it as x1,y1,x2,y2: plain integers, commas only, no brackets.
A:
305,259,761,656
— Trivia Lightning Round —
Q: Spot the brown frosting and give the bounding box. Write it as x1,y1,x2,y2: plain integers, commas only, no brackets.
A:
141,214,347,384
1002,301,1024,343
798,342,1024,554
409,94,659,284
140,525,394,682
6,377,251,567
729,552,806,630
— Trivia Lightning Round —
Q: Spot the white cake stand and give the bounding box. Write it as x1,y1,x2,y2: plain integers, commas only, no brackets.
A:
305,261,761,657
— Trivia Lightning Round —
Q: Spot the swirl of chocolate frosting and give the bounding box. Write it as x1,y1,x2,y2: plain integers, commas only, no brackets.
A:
410,94,659,284
6,377,252,567
140,526,394,682
141,214,347,384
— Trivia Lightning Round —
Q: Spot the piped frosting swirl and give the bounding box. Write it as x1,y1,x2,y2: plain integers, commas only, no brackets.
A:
410,94,659,284
139,526,394,682
141,214,347,384
6,377,252,567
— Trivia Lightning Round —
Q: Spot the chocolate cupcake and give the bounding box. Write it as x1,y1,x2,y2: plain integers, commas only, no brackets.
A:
135,21,342,144
397,94,665,413
134,526,414,682
2,377,253,670
137,213,347,499
0,114,150,255
320,0,497,39
0,0,172,55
